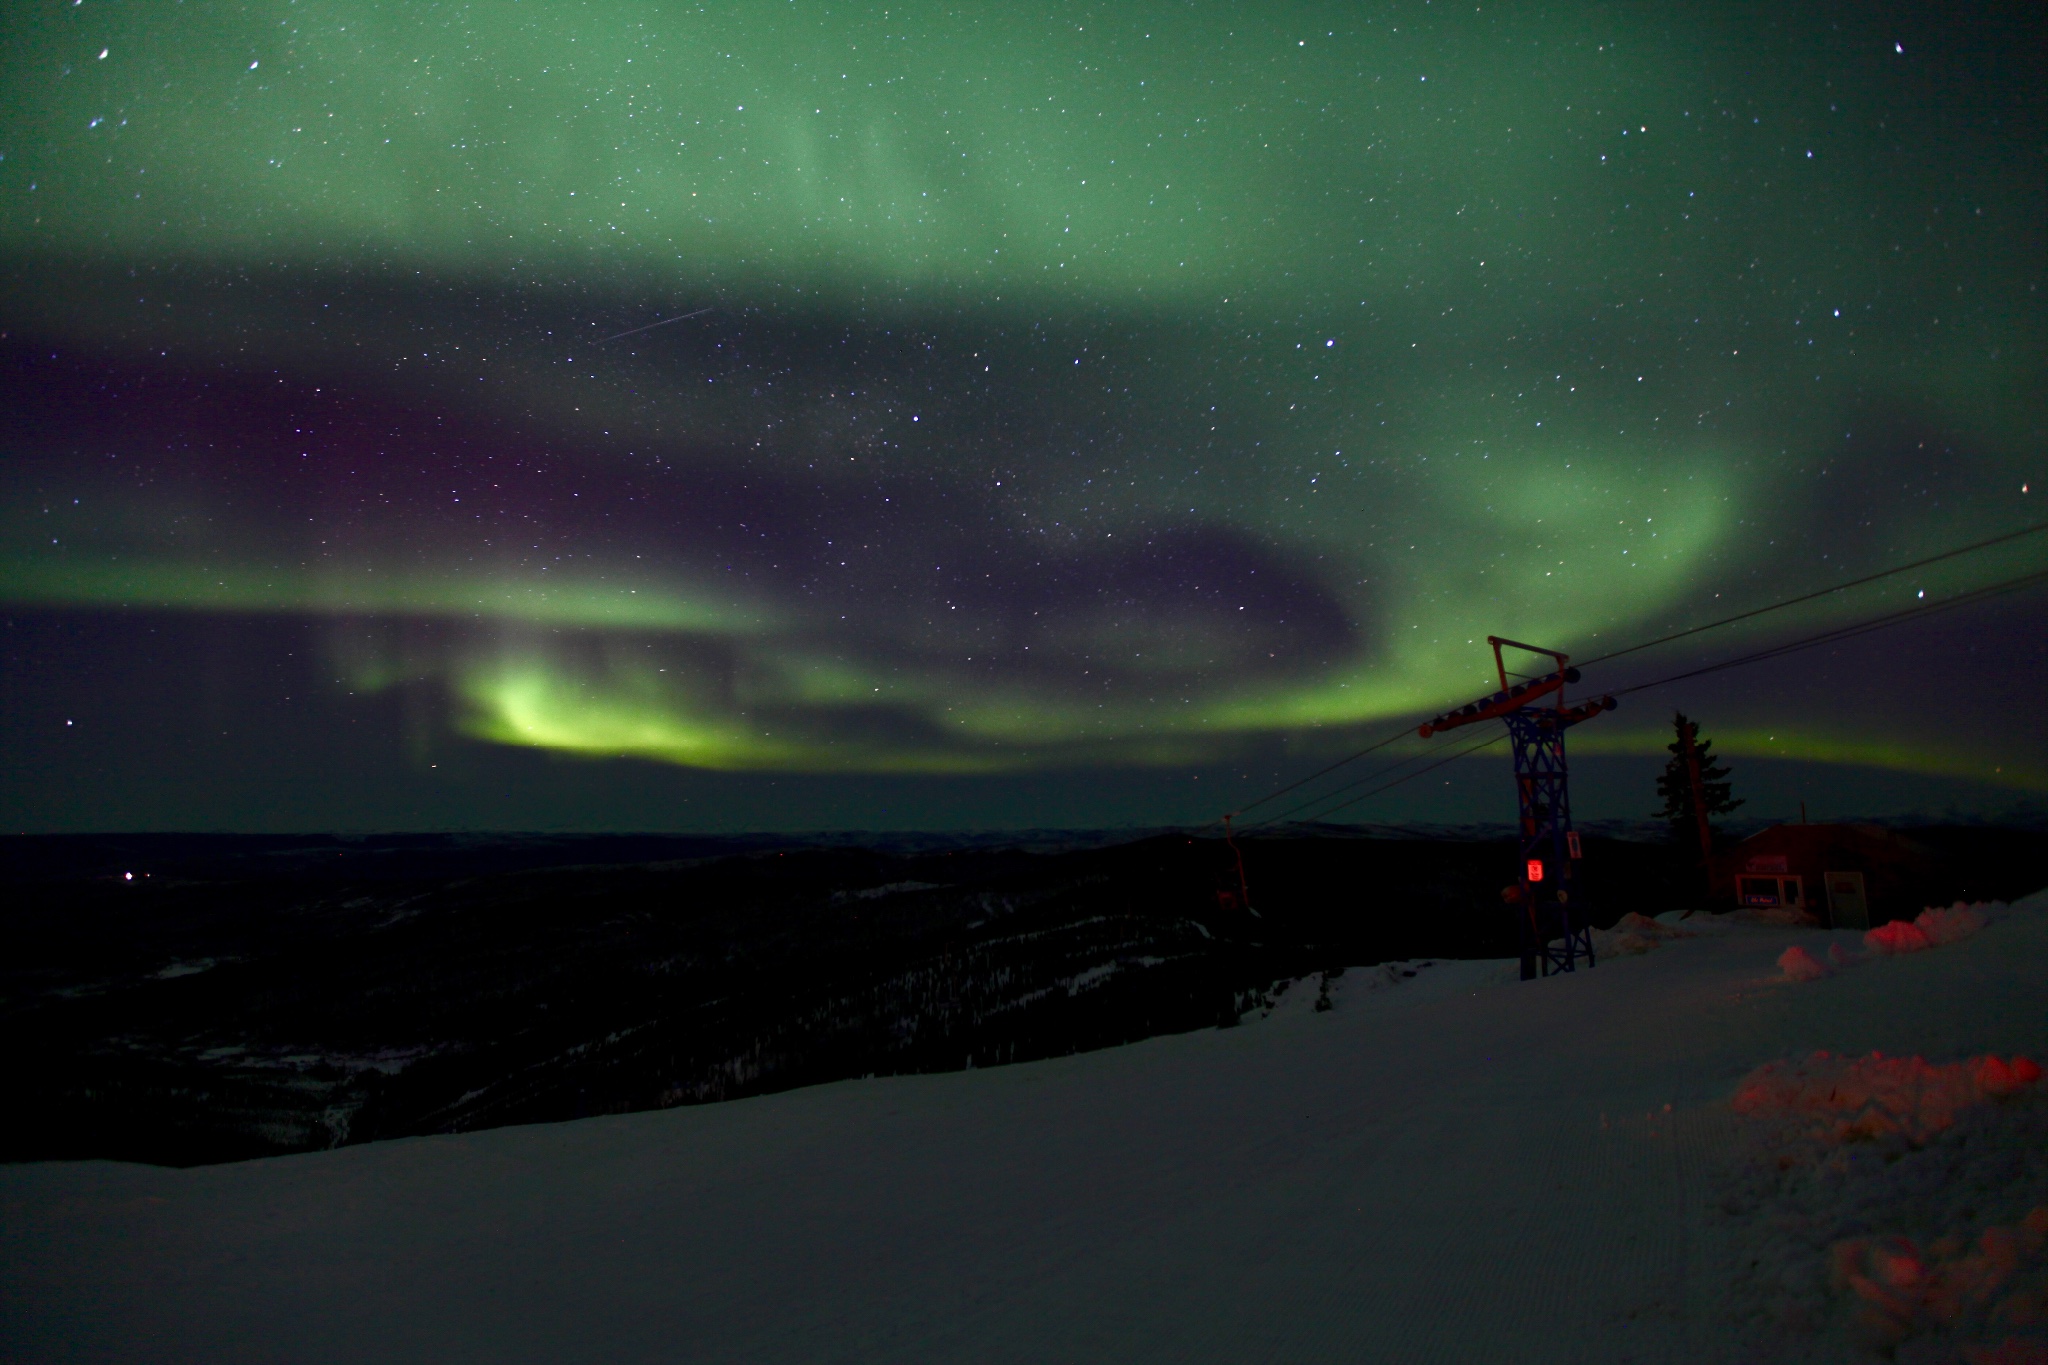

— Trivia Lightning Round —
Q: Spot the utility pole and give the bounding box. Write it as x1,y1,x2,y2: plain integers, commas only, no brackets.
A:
1220,814,1256,917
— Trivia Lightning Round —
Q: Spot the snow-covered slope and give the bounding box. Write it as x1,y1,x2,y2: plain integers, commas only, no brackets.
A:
6,893,2044,1364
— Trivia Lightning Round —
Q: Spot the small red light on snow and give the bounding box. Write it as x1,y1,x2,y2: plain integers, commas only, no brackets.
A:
1526,859,1545,882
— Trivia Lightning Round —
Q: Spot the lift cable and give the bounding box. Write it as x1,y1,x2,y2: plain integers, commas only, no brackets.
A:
1576,519,2048,669
1601,565,2048,701
1222,731,1410,820
1277,730,1508,828
1248,563,2048,830
1218,521,2048,826
1243,731,1490,830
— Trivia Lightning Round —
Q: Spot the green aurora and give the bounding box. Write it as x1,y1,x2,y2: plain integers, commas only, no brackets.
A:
2,0,2042,802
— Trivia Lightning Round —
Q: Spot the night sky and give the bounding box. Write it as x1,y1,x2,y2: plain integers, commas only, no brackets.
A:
2,1,2042,831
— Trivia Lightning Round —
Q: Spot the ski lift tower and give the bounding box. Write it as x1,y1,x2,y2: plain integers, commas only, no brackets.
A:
1419,636,1617,981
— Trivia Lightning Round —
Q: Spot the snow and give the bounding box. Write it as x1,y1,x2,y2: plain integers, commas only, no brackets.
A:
152,957,219,980
1593,910,1699,958
1869,918,1937,955
1780,945,1830,982
5,890,2045,1364
1731,1051,2041,1146
1773,901,2009,979
1916,903,1994,947
1860,900,2000,957
1720,1050,2048,1362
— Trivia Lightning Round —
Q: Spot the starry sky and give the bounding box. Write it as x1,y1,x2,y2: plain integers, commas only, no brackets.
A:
2,0,2043,831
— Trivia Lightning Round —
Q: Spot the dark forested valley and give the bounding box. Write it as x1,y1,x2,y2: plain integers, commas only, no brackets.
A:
5,826,2039,1166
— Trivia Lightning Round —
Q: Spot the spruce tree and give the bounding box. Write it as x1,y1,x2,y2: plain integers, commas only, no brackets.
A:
1654,710,1744,842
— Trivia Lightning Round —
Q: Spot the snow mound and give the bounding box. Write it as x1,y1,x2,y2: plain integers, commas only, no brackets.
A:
1737,904,1825,927
1724,1052,2048,1364
1828,1211,2048,1361
1770,901,2008,981
1919,902,1993,946
1732,1051,2042,1149
1778,945,1829,982
1866,903,1999,957
1868,918,1936,955
1591,911,1696,958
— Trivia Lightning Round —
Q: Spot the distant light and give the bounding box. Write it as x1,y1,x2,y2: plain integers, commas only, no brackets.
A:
1895,42,1904,53
124,871,133,881
1325,339,1335,347
98,48,108,59
249,60,259,70
1526,859,1545,882
1917,589,1925,599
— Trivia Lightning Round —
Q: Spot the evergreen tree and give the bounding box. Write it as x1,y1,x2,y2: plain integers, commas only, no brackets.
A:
1655,710,1744,842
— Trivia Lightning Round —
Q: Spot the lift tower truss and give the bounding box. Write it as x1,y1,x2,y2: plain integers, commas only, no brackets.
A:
1420,637,1617,981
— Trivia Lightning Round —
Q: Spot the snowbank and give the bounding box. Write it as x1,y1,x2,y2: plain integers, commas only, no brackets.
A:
1732,1050,2041,1147
1738,904,1825,927
1590,910,1696,958
1828,1213,2048,1361
1777,945,1829,982
1726,1051,2048,1362
1864,901,1997,957
1777,900,2009,980
1918,903,1993,946
1867,918,1936,955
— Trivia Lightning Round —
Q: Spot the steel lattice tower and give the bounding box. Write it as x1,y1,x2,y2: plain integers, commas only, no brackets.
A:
1419,637,1616,981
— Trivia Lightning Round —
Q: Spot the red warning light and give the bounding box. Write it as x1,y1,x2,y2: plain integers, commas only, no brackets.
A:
1526,859,1545,882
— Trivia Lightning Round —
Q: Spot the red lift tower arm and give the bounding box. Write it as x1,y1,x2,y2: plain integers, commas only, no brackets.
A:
1418,638,1607,737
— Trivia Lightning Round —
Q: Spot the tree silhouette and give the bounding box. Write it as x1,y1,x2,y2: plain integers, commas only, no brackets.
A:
1654,710,1744,843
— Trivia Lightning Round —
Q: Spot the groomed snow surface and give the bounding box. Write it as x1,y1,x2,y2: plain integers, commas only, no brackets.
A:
6,893,2045,1364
